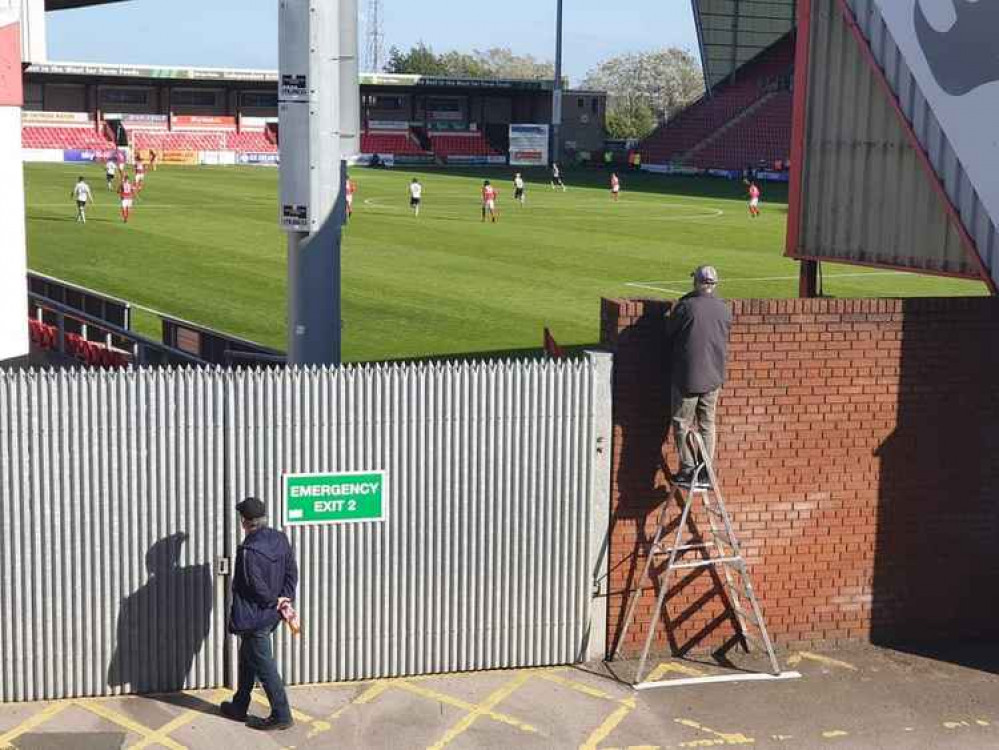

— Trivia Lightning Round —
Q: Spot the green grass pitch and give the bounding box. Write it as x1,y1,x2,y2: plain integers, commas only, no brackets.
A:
25,163,986,362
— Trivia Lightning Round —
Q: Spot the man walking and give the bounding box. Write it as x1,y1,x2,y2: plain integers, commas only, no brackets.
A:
221,498,298,731
666,266,732,487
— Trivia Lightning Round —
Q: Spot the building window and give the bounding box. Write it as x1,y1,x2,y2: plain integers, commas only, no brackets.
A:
102,88,149,105
172,89,219,107
592,97,599,114
241,91,278,108
577,97,584,108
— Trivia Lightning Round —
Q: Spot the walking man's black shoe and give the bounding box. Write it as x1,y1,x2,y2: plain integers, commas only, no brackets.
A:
247,715,295,731
219,701,247,722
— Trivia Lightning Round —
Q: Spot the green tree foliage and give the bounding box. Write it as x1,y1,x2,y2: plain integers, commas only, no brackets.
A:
384,43,554,80
583,48,704,138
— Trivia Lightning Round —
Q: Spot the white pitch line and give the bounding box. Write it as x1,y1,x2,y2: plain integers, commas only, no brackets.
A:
626,281,687,294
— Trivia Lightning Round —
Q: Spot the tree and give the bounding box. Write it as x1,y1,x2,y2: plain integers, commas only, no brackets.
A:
582,48,704,138
605,99,657,140
472,48,554,80
385,43,449,76
383,43,554,80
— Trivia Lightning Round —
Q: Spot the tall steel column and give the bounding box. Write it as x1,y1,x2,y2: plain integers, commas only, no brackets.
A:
551,0,563,166
0,2,29,363
279,0,358,366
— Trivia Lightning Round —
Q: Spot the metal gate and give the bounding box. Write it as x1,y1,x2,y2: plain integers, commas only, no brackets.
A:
0,354,611,701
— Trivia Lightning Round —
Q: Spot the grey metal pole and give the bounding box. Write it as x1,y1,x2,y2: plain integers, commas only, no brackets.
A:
552,0,563,166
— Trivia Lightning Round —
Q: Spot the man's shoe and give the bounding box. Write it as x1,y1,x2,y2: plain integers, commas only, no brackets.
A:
219,701,248,722
247,715,295,731
672,468,694,487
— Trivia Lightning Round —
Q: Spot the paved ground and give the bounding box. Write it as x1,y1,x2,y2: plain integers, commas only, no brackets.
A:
1,644,998,749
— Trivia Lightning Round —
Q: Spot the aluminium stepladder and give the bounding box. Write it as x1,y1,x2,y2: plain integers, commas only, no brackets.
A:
609,431,797,688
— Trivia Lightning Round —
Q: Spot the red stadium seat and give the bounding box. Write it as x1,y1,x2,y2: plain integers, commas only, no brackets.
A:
640,34,794,166
428,132,501,159
360,130,431,156
21,125,115,150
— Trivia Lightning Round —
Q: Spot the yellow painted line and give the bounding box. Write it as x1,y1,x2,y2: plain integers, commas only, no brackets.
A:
395,679,536,733
536,672,617,701
428,672,533,750
943,721,970,730
0,702,70,748
129,689,230,750
249,690,331,735
821,730,849,739
772,735,793,742
645,662,706,682
675,718,754,746
352,681,392,706
579,696,637,750
77,700,187,750
977,720,991,727
786,652,858,672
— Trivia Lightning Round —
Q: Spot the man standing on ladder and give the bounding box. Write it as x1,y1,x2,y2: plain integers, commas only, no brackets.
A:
667,265,732,487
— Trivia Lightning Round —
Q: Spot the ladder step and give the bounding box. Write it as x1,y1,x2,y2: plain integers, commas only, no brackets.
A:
670,555,743,571
655,542,713,555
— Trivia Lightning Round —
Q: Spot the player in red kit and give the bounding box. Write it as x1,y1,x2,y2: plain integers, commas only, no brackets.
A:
481,180,498,223
610,172,621,202
345,175,356,220
118,175,135,223
747,181,761,217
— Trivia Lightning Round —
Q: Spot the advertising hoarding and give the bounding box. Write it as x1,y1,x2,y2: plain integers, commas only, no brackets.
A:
509,124,549,167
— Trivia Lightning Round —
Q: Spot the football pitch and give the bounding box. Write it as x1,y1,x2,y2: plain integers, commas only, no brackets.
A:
25,164,986,362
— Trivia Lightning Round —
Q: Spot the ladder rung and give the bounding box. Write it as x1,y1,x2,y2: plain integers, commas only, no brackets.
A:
740,630,768,650
670,555,743,571
655,543,713,555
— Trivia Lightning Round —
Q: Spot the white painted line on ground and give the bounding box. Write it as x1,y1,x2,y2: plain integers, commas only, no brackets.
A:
634,671,802,690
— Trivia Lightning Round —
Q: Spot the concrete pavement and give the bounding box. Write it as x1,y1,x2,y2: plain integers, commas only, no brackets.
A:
1,644,998,749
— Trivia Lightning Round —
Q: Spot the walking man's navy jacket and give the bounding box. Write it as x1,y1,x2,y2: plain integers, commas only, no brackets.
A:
229,527,298,635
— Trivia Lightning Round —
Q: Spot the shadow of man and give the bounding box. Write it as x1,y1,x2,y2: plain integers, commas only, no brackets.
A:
107,533,213,697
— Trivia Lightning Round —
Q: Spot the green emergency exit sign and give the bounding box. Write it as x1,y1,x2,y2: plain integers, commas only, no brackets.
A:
282,471,387,526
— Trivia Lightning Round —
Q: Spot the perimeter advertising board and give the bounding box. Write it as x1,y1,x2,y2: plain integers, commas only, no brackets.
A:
509,124,549,166
872,0,999,250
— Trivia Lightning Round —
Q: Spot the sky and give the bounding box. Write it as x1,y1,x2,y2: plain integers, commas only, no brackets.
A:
46,0,699,85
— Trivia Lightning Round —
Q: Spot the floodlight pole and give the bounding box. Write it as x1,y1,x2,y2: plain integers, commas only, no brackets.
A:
279,0,359,366
551,0,563,166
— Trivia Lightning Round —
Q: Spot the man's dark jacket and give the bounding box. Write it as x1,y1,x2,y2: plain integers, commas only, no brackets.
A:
667,290,733,394
229,527,298,635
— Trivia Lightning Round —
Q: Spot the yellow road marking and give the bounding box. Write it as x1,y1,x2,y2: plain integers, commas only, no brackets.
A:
977,720,991,727
536,672,617,701
77,700,187,750
395,679,536,733
428,672,533,750
786,652,858,672
821,730,849,739
646,662,706,682
579,696,637,750
675,718,754,746
943,721,971,729
0,703,70,749
129,689,229,750
249,690,331,735
352,681,392,706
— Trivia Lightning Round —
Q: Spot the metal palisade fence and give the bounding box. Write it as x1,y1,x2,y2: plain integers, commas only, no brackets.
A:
0,354,612,701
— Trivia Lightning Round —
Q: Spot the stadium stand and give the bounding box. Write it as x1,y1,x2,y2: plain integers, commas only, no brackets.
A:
130,130,227,151
429,131,502,158
640,33,794,167
22,125,115,150
360,129,430,156
688,90,792,170
224,131,277,152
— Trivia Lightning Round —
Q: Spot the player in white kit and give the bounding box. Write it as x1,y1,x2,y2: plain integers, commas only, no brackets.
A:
409,178,423,217
71,176,94,223
513,173,526,206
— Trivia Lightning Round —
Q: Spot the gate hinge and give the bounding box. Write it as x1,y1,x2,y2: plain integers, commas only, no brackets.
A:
216,556,232,576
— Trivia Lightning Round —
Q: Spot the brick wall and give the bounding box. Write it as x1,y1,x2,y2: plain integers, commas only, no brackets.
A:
602,296,999,658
